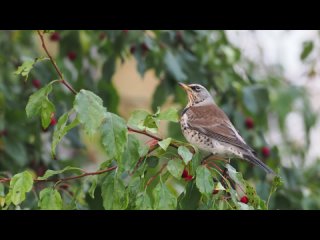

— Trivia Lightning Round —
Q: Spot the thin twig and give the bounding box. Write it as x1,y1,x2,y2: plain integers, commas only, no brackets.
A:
131,144,159,176
0,166,117,184
145,163,168,189
36,30,77,95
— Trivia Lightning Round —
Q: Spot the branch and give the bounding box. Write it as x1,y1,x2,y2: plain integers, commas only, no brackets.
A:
0,166,117,184
37,30,78,95
145,163,168,189
131,144,159,176
127,127,180,149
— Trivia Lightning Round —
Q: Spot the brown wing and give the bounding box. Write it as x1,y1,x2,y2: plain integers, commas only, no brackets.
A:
185,105,254,152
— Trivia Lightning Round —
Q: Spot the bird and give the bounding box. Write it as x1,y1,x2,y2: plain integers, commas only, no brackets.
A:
178,82,275,175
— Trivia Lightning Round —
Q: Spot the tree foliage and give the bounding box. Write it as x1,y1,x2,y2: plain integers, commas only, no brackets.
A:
0,30,318,210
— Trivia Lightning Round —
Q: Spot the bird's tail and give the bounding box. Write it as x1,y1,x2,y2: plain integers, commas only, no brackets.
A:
243,153,275,175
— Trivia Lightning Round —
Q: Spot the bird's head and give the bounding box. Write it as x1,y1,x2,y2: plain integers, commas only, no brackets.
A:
178,83,214,106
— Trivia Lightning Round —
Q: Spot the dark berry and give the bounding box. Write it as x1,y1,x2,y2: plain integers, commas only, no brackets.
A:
261,146,270,158
36,165,47,177
0,129,8,137
245,117,254,129
67,51,77,61
50,32,60,42
181,169,193,181
176,31,183,42
184,175,193,181
59,184,69,190
240,196,249,204
212,189,219,195
141,42,149,54
32,79,41,89
50,117,57,126
99,32,106,41
130,45,136,54
182,169,189,178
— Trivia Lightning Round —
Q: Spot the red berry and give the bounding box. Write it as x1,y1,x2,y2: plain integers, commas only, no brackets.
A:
32,79,41,89
130,45,136,54
184,175,193,181
182,169,189,178
212,189,219,195
141,42,149,54
176,31,183,42
261,146,270,158
181,169,193,181
50,117,57,126
59,184,69,190
245,117,254,129
0,129,8,137
122,30,129,34
67,51,77,61
240,196,249,204
50,32,60,42
36,165,47,177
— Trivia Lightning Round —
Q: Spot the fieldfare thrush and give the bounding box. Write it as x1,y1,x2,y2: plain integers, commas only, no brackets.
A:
179,83,275,175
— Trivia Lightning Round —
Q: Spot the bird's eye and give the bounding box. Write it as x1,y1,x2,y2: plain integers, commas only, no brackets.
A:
192,86,201,92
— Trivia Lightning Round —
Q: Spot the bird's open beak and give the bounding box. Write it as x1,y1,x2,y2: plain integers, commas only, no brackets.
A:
178,82,191,92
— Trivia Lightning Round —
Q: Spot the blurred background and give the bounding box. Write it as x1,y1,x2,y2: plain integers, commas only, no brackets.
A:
0,30,320,209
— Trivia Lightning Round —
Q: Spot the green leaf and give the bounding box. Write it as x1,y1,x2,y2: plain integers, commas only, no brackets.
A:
8,171,34,206
0,183,4,197
40,98,55,129
300,41,314,60
14,57,49,80
178,181,201,210
151,82,169,112
39,188,63,210
153,181,177,209
128,110,149,130
225,164,245,186
267,175,283,208
167,159,184,179
121,134,144,171
143,115,159,132
88,176,98,199
158,138,172,151
4,140,28,167
146,156,159,168
26,84,53,118
101,171,129,210
178,146,193,164
242,86,269,114
135,192,152,210
164,51,187,81
43,30,55,34
38,166,82,180
128,110,158,133
195,166,214,195
101,112,128,161
74,89,107,136
51,112,80,158
158,107,179,122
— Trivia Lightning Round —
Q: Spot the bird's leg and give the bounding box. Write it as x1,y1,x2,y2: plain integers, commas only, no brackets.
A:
220,166,236,191
201,153,213,164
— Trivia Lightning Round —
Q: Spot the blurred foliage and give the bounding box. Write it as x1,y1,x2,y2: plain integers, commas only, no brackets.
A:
0,30,319,209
